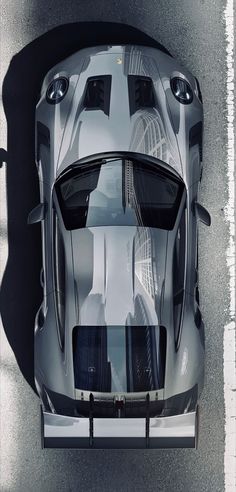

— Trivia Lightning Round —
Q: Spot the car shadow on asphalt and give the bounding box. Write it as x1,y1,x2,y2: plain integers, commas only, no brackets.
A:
0,21,167,393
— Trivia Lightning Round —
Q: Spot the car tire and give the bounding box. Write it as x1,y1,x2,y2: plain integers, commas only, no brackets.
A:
195,405,199,450
40,405,45,450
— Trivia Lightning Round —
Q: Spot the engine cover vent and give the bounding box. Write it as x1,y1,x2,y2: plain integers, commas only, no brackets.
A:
128,76,155,115
83,75,112,116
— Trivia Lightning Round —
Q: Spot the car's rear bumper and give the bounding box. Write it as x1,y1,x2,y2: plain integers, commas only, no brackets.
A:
42,407,197,449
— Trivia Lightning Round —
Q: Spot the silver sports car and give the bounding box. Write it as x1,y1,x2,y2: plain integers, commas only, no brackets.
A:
29,42,211,449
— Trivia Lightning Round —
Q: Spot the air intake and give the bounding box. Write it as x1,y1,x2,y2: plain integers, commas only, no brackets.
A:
83,75,112,116
128,76,155,115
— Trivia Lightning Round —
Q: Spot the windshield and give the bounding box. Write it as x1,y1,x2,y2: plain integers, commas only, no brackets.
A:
55,158,183,230
73,325,166,393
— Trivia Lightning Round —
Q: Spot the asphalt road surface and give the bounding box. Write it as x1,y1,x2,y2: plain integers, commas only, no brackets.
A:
0,1,233,491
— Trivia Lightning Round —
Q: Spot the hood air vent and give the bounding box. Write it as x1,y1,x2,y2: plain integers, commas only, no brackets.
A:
128,76,155,116
83,75,112,116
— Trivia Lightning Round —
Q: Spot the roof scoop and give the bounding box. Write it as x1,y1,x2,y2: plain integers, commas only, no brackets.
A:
128,76,155,115
83,75,112,116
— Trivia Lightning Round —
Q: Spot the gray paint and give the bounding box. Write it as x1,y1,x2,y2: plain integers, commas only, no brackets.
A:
34,43,205,446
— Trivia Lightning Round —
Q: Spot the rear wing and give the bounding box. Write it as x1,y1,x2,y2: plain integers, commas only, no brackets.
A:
41,407,198,449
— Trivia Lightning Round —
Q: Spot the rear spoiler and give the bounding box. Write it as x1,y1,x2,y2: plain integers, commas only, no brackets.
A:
41,407,198,449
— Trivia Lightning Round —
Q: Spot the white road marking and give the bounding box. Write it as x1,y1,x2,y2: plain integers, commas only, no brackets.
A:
224,1,236,490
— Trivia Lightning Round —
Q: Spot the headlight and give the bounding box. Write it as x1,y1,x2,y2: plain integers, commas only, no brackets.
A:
170,77,193,104
46,77,69,104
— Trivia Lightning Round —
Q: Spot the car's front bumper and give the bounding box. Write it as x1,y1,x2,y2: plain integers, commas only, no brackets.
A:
42,407,198,449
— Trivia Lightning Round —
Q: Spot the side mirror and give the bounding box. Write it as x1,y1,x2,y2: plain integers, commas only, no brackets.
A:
28,203,47,225
195,202,211,226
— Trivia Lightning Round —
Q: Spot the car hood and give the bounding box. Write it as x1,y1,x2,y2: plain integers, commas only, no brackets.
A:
71,226,168,327
57,47,182,177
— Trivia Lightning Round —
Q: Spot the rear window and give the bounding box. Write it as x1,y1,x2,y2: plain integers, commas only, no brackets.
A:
73,325,166,393
55,158,183,230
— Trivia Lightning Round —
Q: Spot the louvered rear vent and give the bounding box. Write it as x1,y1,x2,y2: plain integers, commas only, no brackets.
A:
128,75,155,115
83,75,112,116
